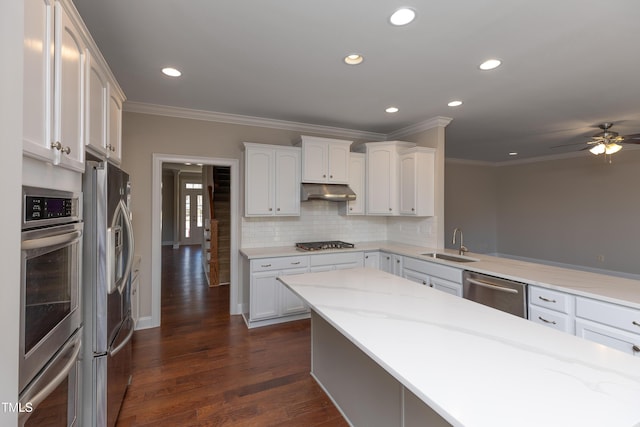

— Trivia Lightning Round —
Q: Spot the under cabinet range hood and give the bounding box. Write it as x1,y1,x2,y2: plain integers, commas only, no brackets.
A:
301,183,356,202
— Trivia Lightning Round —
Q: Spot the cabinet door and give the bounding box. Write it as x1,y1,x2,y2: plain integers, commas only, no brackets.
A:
55,2,85,171
245,147,274,216
107,86,123,163
250,271,280,321
364,252,380,269
328,143,350,183
346,154,365,215
279,267,310,316
274,149,300,216
576,319,640,357
85,53,108,157
391,255,403,276
23,0,54,162
301,140,327,182
367,146,394,214
399,154,417,215
379,252,393,273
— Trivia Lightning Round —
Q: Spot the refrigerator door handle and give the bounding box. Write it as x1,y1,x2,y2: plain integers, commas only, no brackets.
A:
118,200,135,295
109,317,134,357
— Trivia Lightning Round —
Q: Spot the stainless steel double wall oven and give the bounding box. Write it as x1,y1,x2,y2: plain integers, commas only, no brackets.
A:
19,186,83,426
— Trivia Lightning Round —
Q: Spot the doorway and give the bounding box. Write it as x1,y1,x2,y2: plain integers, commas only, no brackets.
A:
150,154,240,329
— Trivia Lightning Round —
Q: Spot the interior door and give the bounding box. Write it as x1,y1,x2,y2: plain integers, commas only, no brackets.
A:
180,182,203,245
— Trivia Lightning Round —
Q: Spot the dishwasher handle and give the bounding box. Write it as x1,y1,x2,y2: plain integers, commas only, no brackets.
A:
466,277,519,294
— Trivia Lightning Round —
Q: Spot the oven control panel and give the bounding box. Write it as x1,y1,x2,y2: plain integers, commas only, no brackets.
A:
25,196,76,221
23,186,80,227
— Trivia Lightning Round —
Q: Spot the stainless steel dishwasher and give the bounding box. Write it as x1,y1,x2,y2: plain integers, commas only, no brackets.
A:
463,271,527,318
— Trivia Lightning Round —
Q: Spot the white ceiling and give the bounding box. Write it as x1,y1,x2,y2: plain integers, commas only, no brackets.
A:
72,0,640,162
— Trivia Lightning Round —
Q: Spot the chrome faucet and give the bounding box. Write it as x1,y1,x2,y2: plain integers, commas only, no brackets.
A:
452,228,468,256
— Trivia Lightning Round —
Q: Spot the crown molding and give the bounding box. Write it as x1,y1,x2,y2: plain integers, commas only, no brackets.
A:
123,101,387,141
386,116,453,140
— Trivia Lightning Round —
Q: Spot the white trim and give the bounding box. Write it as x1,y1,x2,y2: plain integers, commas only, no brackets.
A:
125,101,387,141
134,316,154,331
151,153,241,329
386,116,453,140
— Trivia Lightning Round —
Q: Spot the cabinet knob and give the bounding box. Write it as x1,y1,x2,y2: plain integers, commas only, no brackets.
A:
51,141,70,154
323,174,326,178
330,175,333,178
633,321,640,328
269,208,273,211
633,345,640,353
261,264,272,268
411,208,415,211
422,281,426,285
277,208,281,211
538,296,557,303
389,208,392,211
396,259,400,263
349,207,353,211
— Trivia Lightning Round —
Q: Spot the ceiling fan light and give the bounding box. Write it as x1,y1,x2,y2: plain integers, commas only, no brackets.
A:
605,143,622,155
589,144,605,155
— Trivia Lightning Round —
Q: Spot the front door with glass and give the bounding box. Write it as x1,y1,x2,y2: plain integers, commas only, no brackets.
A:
180,181,203,245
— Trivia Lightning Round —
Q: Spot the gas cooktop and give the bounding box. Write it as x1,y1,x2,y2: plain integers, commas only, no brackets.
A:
295,241,355,251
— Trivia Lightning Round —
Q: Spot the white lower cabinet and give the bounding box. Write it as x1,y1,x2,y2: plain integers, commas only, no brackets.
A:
402,257,463,297
528,286,575,334
364,251,380,269
248,256,310,327
380,252,403,276
574,296,640,357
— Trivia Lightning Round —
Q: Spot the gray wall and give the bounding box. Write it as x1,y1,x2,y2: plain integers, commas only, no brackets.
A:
445,150,640,275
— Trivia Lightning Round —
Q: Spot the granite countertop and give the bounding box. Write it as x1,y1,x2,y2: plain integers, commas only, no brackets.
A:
278,268,640,427
241,241,640,309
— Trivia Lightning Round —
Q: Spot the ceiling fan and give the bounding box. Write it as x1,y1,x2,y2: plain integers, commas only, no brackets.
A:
551,123,640,161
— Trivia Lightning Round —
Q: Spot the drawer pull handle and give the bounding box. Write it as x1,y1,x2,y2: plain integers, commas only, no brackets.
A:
538,316,557,325
538,296,557,303
633,345,640,353
633,321,640,328
291,261,301,265
261,264,272,268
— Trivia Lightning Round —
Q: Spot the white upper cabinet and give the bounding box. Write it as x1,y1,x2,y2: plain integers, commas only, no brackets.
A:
244,143,301,217
85,52,108,157
340,153,365,216
24,0,86,172
365,141,414,215
25,0,126,170
107,86,124,164
85,53,124,165
298,136,352,184
399,147,435,216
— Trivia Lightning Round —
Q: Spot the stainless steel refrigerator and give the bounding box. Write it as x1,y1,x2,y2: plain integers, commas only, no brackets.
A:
82,158,135,427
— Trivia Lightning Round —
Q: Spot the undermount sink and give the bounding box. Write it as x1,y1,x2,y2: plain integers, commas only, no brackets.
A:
421,252,479,263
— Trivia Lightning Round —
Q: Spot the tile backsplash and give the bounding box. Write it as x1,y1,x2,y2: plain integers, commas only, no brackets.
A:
241,200,438,248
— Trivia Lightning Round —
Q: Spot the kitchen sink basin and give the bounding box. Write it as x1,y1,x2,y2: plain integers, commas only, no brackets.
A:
421,252,479,263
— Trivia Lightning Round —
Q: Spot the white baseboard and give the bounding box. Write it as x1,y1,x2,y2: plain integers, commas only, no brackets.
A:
134,316,156,330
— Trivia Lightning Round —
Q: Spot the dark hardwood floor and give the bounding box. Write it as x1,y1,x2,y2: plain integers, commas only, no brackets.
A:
116,245,347,427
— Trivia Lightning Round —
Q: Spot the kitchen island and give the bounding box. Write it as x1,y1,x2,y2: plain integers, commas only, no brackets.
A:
278,267,640,427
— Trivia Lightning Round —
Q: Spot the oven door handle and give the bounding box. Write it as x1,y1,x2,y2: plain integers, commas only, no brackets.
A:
20,333,81,416
21,230,82,251
466,278,519,294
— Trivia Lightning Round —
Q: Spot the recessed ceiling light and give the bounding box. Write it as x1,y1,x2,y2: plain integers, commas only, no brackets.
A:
344,54,364,65
162,67,182,77
508,152,518,156
390,8,416,26
479,59,502,71
385,106,399,113
448,100,463,107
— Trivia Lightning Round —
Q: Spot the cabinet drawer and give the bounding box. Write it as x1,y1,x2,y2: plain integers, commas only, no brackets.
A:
576,297,640,335
403,257,462,283
576,319,640,357
529,305,574,334
529,286,573,314
310,251,363,267
251,256,309,272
